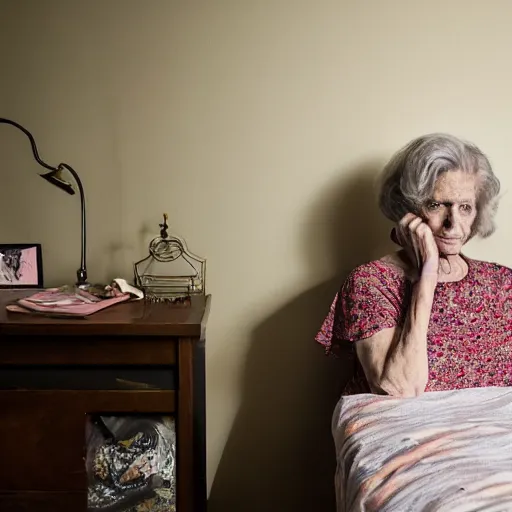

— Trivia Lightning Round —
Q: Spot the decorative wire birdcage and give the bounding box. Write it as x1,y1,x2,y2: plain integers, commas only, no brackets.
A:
134,214,206,302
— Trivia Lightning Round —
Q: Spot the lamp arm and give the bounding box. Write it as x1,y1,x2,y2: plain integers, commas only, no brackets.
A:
0,117,89,288
0,118,59,173
59,163,87,286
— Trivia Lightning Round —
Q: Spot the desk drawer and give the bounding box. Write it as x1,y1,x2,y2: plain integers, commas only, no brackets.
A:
0,336,177,365
0,492,86,512
0,365,176,390
0,389,175,491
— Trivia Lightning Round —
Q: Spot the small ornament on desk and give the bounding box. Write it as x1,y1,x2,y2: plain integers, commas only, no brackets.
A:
134,214,206,303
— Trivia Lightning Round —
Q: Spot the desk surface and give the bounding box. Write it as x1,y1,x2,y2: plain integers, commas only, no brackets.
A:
0,291,211,337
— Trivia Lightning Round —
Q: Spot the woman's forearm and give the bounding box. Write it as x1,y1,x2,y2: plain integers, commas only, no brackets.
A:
380,277,436,396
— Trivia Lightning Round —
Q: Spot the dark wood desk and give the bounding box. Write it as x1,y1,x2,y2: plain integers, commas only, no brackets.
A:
0,291,210,512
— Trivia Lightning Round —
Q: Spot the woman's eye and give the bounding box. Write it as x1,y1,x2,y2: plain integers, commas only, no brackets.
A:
427,202,440,210
461,204,473,213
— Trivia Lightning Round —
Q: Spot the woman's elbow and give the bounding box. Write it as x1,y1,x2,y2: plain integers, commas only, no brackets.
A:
397,386,426,398
377,378,427,398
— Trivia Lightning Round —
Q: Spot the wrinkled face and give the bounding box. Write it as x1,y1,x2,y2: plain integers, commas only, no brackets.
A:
422,170,478,256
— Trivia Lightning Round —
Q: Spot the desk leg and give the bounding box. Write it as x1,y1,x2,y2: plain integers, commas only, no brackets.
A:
177,337,206,512
194,339,207,512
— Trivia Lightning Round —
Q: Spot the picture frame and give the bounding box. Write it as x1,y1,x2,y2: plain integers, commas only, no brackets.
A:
0,243,43,289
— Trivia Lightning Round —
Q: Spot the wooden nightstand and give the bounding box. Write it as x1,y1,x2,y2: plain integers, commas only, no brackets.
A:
0,291,210,512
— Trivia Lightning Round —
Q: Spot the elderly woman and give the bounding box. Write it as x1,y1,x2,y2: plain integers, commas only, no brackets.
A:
316,133,511,397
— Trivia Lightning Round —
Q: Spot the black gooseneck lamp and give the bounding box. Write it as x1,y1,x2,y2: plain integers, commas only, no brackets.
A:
0,117,89,289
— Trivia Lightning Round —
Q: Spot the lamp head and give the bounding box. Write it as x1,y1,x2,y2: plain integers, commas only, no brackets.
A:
39,167,75,195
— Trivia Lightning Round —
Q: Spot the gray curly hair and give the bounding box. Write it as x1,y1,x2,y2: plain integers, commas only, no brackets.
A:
377,133,501,238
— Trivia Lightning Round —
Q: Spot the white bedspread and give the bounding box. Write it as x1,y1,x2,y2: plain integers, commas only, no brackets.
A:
332,387,512,512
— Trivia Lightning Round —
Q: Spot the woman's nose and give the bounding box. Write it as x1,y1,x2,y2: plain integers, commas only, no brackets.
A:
443,209,461,230
443,216,452,229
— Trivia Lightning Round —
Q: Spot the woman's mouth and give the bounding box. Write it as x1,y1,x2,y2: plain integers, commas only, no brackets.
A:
437,237,460,244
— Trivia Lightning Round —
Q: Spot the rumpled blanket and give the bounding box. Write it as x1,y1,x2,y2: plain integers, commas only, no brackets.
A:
332,387,512,512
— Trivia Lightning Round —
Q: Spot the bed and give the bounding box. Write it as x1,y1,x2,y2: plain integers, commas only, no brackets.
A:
332,386,512,512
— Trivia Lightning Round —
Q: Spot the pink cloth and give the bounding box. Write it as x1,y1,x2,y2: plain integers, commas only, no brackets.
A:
9,288,131,316
315,256,512,394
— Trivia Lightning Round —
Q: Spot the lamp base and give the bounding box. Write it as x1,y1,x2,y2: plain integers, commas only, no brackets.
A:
76,268,90,290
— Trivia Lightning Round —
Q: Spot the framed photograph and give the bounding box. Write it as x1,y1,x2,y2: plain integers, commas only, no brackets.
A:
0,244,43,289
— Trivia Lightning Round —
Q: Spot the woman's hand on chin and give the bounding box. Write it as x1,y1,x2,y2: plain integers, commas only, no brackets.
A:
392,213,439,282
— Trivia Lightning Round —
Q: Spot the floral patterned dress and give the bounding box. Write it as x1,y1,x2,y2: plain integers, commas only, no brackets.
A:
315,256,512,394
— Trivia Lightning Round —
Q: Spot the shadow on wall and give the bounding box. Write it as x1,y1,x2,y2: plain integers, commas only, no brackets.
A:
208,163,394,511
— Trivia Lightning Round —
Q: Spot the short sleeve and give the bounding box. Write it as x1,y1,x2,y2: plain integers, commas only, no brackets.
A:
315,261,408,355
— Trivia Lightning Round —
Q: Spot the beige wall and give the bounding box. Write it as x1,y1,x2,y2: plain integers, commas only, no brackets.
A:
2,1,512,509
